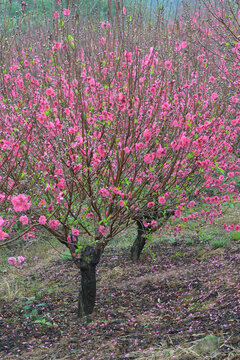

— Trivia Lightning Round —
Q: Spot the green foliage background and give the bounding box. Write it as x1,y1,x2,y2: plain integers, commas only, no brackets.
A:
0,0,176,29
0,0,118,21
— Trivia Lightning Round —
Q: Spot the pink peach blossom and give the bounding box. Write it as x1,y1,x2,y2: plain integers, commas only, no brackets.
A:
17,256,25,264
164,60,172,70
8,257,17,266
19,215,28,225
39,216,47,225
49,219,59,230
211,92,218,101
72,228,79,236
0,229,8,241
119,200,125,207
144,153,155,164
158,197,166,205
63,8,70,16
11,194,31,212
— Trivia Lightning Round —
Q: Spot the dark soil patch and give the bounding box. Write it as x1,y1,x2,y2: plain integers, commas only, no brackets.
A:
0,241,240,359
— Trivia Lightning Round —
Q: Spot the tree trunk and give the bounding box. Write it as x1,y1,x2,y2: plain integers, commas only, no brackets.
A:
108,0,112,21
130,208,175,261
130,220,147,261
77,246,101,317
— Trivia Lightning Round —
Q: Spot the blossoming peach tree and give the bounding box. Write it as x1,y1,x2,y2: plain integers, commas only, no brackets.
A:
0,4,239,316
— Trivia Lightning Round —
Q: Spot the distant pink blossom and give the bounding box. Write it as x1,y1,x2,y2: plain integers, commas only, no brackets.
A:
49,219,59,230
128,109,135,117
151,220,157,228
99,225,107,235
54,42,62,50
11,194,31,212
19,215,28,225
39,216,47,225
63,8,70,16
177,134,191,149
209,76,215,84
38,198,46,207
223,195,230,202
17,256,25,264
231,119,238,126
147,202,155,208
123,6,127,14
65,108,71,116
175,209,182,217
128,192,132,199
162,102,170,110
8,257,17,266
117,92,127,104
164,60,172,70
101,21,111,29
23,231,35,240
211,92,218,101
119,200,125,207
55,168,63,176
99,188,110,198
54,11,59,19
117,71,123,79
158,197,166,205
144,129,152,142
125,52,132,63
187,201,196,209
37,113,46,124
228,224,235,231
97,145,105,157
120,104,126,112
136,142,144,150
0,229,8,241
72,228,79,236
156,145,166,157
144,153,155,164
87,117,94,125
181,41,187,49
143,221,151,228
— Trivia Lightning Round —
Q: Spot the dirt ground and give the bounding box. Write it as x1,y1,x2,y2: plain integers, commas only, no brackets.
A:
0,239,240,360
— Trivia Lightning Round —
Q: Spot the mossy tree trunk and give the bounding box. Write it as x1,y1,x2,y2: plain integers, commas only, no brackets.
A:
77,246,101,317
130,220,147,261
130,209,175,261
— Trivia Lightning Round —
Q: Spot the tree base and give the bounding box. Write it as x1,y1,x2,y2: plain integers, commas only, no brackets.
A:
77,246,101,317
130,220,146,261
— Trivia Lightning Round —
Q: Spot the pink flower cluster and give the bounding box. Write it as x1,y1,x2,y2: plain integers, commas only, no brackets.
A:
11,194,31,212
8,256,25,267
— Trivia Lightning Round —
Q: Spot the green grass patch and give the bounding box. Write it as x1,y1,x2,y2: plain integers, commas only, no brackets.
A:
209,238,229,249
110,227,137,248
60,250,72,261
230,231,240,241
